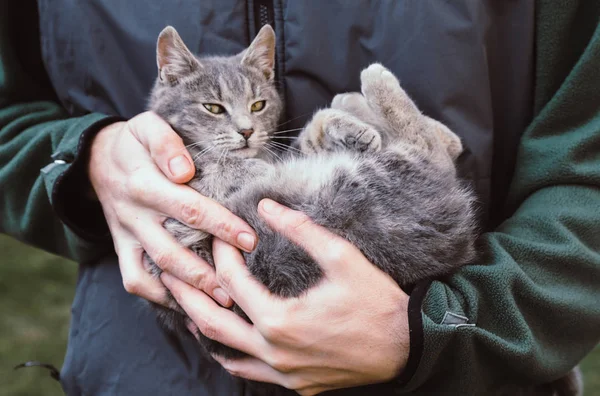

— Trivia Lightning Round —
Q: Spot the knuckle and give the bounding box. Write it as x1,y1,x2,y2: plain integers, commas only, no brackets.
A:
198,316,220,340
324,240,348,264
127,169,153,201
284,378,308,392
221,360,243,378
297,388,320,396
216,268,235,291
284,211,312,234
180,201,205,228
213,220,234,239
153,133,184,157
122,277,142,296
266,351,294,374
151,249,176,271
260,315,287,341
190,266,212,291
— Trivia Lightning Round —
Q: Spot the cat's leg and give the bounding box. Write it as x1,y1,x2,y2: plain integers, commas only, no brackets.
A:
331,92,379,125
360,63,463,164
424,116,463,161
297,108,382,154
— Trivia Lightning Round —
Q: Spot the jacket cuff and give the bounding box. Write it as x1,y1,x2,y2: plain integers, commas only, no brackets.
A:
42,113,124,242
394,280,431,387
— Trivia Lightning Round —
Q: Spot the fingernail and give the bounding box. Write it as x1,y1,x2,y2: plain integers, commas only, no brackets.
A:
213,287,231,306
237,232,256,252
169,155,191,178
261,199,284,215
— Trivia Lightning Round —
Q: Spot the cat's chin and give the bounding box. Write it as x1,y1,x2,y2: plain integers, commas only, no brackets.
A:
230,147,260,158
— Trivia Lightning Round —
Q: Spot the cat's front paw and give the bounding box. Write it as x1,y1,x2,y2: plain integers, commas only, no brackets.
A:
343,127,382,152
323,112,382,152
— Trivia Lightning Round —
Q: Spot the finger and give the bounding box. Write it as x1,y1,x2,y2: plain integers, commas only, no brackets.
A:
129,111,195,183
115,237,172,306
161,272,266,357
258,199,359,276
212,355,292,389
131,219,232,307
212,238,273,319
127,172,257,253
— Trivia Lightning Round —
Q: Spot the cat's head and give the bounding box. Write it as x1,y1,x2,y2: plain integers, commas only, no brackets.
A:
148,25,282,159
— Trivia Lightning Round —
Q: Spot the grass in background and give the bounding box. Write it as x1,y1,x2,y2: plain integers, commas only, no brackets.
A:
0,235,76,396
0,234,598,395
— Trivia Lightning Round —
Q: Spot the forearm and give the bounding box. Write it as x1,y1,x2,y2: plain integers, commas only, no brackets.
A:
0,2,118,261
0,100,120,260
399,185,600,393
397,3,600,392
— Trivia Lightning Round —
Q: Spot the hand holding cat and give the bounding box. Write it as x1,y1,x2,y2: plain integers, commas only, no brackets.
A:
89,111,257,307
162,198,410,395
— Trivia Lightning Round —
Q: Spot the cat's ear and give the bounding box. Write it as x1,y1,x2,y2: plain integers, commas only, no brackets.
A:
241,24,276,80
157,26,201,84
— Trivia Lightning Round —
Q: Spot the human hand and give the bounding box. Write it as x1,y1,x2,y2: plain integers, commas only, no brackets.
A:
88,111,257,307
162,199,410,395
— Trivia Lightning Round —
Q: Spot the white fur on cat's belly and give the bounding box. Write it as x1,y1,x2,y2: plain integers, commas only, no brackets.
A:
274,152,361,194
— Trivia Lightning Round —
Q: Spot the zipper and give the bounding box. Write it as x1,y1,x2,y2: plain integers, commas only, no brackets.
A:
250,0,286,119
253,0,275,32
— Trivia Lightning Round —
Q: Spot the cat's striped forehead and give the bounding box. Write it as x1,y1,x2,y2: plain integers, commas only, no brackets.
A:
186,61,270,106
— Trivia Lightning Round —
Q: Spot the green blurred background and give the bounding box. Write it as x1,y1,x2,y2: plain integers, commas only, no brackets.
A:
0,233,598,396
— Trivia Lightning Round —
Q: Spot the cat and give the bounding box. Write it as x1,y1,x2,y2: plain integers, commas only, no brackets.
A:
145,25,583,396
146,24,477,359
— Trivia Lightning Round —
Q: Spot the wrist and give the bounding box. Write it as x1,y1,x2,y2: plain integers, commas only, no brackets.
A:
382,287,411,381
88,121,126,200
50,114,124,242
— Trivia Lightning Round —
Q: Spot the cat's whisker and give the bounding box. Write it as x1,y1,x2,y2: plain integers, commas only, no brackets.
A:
193,145,213,156
263,145,283,163
192,145,216,162
266,143,303,160
270,127,305,135
185,142,204,149
216,148,227,167
269,141,304,155
272,112,314,129
268,136,299,140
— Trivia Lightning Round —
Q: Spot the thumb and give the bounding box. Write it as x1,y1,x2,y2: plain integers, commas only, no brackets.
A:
258,198,358,275
129,111,195,183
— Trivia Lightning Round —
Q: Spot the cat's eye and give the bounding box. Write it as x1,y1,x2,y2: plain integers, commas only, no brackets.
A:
203,103,226,114
251,100,266,112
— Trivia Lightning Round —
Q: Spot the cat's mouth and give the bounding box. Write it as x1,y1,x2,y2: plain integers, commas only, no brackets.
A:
230,146,260,158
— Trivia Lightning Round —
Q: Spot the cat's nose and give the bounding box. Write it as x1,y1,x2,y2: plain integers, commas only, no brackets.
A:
239,129,254,140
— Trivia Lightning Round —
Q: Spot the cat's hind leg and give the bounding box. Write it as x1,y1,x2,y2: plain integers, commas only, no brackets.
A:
297,108,382,154
360,63,463,165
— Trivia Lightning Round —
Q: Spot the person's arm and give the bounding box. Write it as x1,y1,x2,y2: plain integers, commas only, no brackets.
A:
1,2,259,308
396,2,600,393
0,2,119,262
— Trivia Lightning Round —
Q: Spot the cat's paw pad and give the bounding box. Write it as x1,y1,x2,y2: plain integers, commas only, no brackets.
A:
344,127,382,152
324,119,382,152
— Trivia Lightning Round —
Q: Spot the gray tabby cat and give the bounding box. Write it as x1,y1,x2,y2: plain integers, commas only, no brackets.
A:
146,24,477,359
146,25,585,396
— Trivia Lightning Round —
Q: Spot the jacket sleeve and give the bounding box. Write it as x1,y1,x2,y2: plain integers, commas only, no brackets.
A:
395,2,600,393
0,2,119,262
